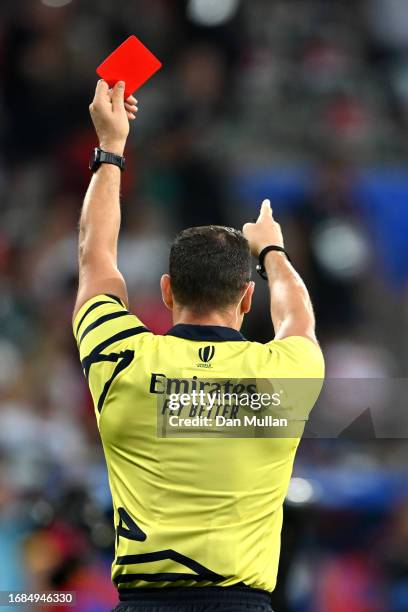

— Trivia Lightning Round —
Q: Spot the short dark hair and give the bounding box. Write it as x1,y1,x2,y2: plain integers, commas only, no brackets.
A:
169,226,251,311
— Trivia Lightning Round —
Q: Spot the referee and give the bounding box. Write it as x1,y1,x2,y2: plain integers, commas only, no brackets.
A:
73,80,324,612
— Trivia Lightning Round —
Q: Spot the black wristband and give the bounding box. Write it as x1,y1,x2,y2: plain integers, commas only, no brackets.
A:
256,245,292,280
89,147,125,173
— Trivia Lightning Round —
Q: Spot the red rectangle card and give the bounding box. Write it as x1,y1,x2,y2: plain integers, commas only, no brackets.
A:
97,35,162,99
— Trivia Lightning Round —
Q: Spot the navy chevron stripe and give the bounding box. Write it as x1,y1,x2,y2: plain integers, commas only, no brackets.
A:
81,326,149,379
97,349,134,412
116,549,224,582
78,310,131,345
75,300,113,338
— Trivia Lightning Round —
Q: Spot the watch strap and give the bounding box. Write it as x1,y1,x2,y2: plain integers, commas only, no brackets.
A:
256,245,292,280
90,147,125,172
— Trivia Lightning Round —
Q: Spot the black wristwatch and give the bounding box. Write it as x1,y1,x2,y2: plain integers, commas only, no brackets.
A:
89,147,125,173
256,245,292,280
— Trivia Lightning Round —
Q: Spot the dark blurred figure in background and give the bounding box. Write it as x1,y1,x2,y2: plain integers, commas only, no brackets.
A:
287,158,371,336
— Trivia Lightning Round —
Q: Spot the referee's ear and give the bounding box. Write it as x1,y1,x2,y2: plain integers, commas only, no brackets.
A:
240,281,255,315
160,274,174,311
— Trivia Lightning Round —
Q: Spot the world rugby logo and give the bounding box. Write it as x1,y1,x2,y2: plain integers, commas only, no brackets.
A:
198,345,215,363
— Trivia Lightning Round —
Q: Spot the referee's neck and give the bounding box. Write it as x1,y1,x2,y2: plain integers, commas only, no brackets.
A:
173,307,242,331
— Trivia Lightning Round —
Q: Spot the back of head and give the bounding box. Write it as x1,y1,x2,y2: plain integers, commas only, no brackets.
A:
169,226,251,312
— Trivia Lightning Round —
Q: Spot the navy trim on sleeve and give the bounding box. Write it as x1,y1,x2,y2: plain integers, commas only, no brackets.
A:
78,310,132,346
75,300,113,338
105,293,125,306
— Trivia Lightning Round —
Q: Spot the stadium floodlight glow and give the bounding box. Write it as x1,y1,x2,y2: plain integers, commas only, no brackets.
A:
41,0,72,7
286,477,314,505
187,0,240,27
313,220,370,280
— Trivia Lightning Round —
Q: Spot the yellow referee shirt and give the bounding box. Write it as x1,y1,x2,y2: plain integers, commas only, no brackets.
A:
73,293,324,595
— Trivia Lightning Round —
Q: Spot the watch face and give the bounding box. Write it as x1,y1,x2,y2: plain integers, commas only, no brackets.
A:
89,147,101,171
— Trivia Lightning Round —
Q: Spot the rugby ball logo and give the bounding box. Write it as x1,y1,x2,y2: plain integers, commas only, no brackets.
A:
198,345,215,363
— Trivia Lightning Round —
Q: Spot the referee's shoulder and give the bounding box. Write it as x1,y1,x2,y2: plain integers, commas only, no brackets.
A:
264,335,325,377
72,294,151,358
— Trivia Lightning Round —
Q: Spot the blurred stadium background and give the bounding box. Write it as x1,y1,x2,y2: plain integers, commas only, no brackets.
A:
1,1,408,610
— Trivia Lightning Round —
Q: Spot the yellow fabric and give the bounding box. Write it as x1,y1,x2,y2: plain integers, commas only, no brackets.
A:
73,294,324,593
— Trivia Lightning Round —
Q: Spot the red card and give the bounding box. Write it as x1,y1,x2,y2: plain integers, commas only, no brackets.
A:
96,35,162,99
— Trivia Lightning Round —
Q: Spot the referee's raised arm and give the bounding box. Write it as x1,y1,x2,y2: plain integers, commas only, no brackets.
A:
73,80,138,320
243,199,317,346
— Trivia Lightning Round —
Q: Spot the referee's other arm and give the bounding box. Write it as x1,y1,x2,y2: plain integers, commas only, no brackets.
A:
73,80,137,320
243,201,318,345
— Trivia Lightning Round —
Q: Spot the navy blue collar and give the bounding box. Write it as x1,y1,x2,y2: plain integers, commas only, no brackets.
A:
166,324,246,342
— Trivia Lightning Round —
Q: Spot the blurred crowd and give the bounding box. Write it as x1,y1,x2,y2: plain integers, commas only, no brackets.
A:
0,1,408,611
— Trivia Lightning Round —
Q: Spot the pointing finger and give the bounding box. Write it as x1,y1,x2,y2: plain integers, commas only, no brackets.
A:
258,198,272,221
